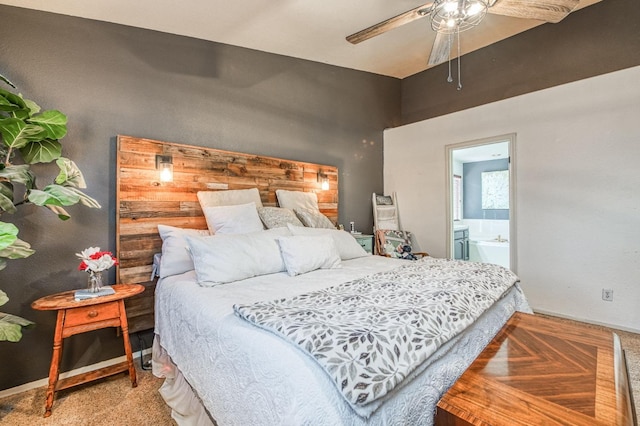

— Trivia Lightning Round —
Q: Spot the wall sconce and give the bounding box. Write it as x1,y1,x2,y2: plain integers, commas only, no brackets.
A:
317,171,329,191
156,155,173,182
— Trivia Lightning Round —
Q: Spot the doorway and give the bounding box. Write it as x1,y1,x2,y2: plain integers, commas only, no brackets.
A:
445,134,517,272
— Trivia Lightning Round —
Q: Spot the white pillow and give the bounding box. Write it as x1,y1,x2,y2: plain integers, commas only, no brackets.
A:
157,225,210,278
275,189,319,211
276,235,341,276
202,202,264,235
186,228,290,286
294,208,335,229
286,224,368,260
197,188,263,208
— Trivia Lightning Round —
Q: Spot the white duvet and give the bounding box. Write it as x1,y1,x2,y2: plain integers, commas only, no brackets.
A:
153,256,531,425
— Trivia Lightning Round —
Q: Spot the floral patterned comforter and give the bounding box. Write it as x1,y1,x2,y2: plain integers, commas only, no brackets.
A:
234,257,519,411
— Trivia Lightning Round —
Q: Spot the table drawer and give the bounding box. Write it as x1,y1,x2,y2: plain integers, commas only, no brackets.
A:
64,301,120,327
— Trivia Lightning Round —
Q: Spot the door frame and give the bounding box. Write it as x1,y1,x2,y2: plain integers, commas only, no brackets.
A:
445,133,518,272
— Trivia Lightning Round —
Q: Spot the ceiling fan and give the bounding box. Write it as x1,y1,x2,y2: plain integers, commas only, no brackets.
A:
346,0,580,67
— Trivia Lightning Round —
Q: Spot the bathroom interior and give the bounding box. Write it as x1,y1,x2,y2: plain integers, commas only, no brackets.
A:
451,140,511,269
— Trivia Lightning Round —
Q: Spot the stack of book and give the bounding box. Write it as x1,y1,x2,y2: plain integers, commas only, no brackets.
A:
74,285,116,301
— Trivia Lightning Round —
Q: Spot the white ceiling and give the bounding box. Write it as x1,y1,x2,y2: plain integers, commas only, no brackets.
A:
0,0,600,79
453,141,510,163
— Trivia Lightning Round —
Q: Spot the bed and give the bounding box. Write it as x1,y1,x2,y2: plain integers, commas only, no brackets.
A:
115,136,531,425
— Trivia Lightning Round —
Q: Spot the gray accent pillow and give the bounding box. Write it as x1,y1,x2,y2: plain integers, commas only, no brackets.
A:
294,208,335,229
258,207,304,229
375,194,393,205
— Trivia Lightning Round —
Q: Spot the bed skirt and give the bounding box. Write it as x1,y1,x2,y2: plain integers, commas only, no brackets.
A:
152,337,216,426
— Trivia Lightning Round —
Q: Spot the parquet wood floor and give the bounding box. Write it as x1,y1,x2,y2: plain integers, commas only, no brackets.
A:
436,312,635,425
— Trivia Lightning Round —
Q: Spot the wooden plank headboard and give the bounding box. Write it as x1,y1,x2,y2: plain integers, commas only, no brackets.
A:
116,135,338,284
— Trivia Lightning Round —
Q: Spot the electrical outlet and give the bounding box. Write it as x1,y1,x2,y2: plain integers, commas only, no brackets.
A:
602,289,613,302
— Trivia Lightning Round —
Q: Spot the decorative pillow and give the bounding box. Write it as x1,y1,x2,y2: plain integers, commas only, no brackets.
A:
294,208,335,229
202,202,264,235
275,189,319,211
186,228,290,286
197,188,263,209
257,207,303,229
375,194,394,205
157,225,210,278
276,235,341,276
286,224,368,260
375,229,415,259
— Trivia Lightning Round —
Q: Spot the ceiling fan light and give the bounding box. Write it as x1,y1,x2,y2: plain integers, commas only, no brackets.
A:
430,0,488,34
443,1,459,13
467,2,484,16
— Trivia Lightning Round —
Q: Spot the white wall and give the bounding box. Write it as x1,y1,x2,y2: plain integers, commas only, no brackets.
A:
384,66,640,332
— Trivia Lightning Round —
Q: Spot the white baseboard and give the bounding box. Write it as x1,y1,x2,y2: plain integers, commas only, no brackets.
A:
533,309,640,335
0,347,152,400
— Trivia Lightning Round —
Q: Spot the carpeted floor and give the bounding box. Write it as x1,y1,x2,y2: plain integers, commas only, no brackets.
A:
0,314,638,425
0,361,174,425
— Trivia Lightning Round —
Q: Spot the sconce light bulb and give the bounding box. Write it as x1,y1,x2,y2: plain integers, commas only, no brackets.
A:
160,163,173,182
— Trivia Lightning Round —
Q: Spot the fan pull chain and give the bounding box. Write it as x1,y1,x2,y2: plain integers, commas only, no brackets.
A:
447,33,453,83
457,27,462,90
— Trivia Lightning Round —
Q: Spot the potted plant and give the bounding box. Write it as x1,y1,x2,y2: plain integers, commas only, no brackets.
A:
0,73,100,341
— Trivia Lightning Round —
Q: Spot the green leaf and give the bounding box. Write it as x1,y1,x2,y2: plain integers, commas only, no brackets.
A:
0,96,22,113
0,88,27,111
28,185,80,207
28,110,67,140
0,164,36,188
0,320,23,342
0,181,15,213
55,157,87,188
22,98,41,116
0,237,34,259
20,139,62,164
0,181,13,199
0,258,6,271
0,118,45,149
0,222,18,251
0,312,35,342
0,192,16,214
46,204,71,220
64,186,101,208
0,290,7,306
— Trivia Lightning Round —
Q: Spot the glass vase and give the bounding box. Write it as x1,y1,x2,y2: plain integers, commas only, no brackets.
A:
87,271,104,293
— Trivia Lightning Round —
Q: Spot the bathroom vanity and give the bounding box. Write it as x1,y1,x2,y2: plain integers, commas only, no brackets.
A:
454,225,469,261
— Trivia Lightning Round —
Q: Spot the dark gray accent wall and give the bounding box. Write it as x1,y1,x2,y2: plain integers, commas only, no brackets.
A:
0,6,401,390
463,159,510,220
401,0,640,124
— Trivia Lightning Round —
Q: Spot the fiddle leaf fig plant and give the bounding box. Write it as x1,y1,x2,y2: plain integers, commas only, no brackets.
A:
0,73,101,341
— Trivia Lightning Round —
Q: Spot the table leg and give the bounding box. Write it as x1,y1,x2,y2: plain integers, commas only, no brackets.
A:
44,310,65,417
119,300,137,387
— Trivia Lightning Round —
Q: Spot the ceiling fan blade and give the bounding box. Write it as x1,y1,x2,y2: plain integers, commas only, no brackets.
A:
428,28,454,66
346,2,434,44
488,0,580,23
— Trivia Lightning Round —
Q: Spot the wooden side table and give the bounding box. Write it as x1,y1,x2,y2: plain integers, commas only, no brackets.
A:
31,283,144,417
352,233,374,254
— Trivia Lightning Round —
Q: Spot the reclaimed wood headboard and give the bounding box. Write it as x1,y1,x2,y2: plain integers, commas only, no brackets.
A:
116,135,338,285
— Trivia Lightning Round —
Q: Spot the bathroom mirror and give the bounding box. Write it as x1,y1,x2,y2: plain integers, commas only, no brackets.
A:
481,170,509,209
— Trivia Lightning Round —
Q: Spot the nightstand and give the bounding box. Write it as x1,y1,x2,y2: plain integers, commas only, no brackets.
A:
352,233,374,254
31,283,144,417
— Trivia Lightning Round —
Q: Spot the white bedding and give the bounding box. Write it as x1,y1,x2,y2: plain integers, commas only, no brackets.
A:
153,256,531,425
